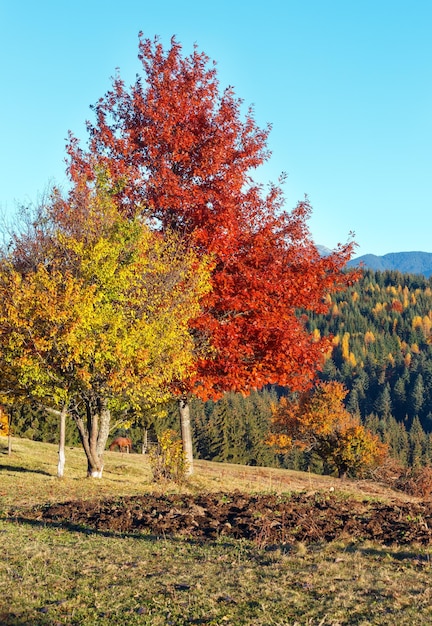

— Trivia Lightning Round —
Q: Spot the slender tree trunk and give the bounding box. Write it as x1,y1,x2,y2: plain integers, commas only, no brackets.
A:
44,405,69,477
179,396,194,476
7,409,13,455
57,405,67,478
142,428,148,454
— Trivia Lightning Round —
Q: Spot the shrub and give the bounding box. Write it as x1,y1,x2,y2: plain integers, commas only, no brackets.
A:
149,429,188,484
395,465,432,499
0,406,9,436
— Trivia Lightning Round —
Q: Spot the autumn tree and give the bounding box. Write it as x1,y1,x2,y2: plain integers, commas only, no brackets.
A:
0,404,10,455
268,381,388,478
66,35,358,472
0,181,211,477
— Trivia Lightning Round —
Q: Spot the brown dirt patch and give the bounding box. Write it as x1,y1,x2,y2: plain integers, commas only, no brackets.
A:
14,491,432,546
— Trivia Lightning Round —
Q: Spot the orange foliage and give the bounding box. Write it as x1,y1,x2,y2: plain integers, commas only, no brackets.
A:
268,381,388,478
390,299,403,313
0,406,8,436
364,330,375,345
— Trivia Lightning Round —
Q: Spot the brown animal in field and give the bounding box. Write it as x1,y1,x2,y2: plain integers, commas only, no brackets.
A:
109,437,133,453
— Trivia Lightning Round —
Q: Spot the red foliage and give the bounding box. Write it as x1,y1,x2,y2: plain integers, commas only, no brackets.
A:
390,300,404,313
66,35,358,400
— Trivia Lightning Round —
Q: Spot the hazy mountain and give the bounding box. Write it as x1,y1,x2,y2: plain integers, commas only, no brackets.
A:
315,244,333,257
347,251,432,278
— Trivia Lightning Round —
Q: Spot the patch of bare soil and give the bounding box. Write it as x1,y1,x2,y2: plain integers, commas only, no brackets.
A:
15,492,432,546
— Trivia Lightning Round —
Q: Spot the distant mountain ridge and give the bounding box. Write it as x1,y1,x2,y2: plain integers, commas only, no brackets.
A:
346,251,432,278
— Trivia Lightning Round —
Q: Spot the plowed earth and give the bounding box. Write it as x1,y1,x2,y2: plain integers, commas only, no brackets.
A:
15,492,432,545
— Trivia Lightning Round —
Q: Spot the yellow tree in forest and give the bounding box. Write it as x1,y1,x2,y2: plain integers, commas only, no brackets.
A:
267,381,388,478
0,187,211,477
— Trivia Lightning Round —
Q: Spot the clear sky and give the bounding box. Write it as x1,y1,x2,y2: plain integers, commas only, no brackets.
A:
1,1,431,256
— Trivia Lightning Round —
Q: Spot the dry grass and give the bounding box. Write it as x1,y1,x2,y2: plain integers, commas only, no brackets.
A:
0,436,417,509
1,436,431,625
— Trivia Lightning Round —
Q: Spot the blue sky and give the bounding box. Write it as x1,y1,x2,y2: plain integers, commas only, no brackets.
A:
1,1,431,256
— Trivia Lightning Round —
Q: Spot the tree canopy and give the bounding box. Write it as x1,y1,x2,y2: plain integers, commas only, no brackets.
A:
66,35,358,403
0,181,211,475
268,381,388,478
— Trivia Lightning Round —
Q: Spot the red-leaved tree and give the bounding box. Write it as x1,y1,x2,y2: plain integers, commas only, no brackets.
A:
66,35,358,472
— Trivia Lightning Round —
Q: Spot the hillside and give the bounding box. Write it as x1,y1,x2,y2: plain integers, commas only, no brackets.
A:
0,436,401,507
304,268,432,465
347,251,432,277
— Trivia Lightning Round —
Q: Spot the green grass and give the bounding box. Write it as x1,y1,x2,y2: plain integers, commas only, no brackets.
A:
1,437,432,625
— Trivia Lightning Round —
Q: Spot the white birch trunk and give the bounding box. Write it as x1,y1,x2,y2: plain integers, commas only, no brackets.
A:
179,396,194,476
57,405,67,478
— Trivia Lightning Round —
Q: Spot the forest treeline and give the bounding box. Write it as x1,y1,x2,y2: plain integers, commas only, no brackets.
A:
11,269,432,473
308,268,432,468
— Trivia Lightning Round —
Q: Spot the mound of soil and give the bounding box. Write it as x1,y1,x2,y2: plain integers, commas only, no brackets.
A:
16,491,432,546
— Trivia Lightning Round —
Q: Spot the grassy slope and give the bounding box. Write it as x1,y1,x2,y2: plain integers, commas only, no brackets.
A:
1,437,432,625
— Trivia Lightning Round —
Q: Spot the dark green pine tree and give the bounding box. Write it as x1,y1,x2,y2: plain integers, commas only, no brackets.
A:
382,416,410,466
409,374,425,422
374,383,393,420
190,397,212,459
409,416,427,467
395,420,410,466
242,389,280,467
393,373,408,421
204,397,231,462
346,387,360,416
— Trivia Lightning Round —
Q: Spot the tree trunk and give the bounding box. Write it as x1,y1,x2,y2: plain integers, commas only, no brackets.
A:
142,428,148,454
179,396,194,476
73,397,111,478
57,405,67,478
338,466,348,480
96,398,111,458
44,405,69,477
7,409,12,455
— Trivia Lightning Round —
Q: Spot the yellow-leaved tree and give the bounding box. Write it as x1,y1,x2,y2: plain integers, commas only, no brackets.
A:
0,182,211,477
0,406,8,436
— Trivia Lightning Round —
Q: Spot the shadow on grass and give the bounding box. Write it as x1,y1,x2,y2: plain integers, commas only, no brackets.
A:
0,617,46,626
0,615,52,626
0,464,52,476
344,541,432,562
0,607,74,626
6,515,432,564
2,514,216,546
